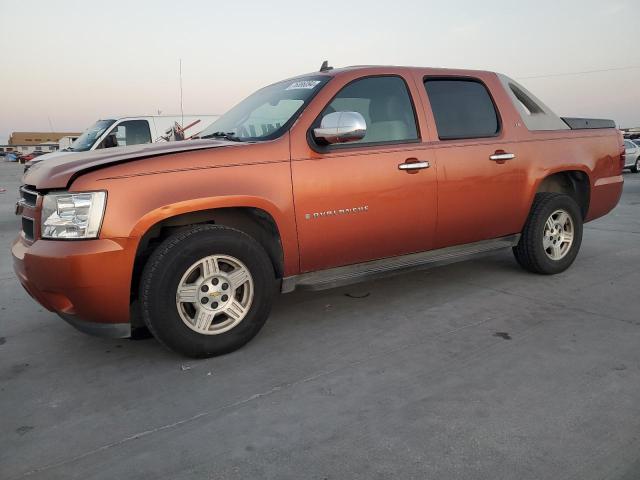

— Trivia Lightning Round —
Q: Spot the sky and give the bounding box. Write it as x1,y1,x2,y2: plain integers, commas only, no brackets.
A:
1,0,639,144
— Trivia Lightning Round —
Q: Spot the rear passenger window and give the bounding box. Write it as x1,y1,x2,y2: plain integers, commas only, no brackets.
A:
424,79,499,140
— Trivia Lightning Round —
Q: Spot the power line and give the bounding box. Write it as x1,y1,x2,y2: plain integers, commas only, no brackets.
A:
517,65,640,80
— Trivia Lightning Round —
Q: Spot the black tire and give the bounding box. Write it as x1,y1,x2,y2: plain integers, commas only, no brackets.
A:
140,224,275,358
631,158,640,173
513,193,583,275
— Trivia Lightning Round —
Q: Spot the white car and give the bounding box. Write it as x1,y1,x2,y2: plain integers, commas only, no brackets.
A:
624,139,640,173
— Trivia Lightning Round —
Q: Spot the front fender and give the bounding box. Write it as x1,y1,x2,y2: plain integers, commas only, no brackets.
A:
130,195,285,237
128,195,299,276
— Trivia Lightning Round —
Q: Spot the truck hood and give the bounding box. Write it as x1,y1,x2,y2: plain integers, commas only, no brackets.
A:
25,150,74,168
23,139,237,190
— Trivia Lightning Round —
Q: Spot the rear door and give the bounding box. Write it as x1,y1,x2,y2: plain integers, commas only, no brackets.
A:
290,74,438,272
416,74,530,248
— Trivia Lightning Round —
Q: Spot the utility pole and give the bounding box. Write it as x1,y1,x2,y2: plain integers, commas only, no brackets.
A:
179,59,184,127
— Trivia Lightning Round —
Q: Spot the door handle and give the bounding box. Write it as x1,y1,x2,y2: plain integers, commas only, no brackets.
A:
489,151,516,163
398,160,430,172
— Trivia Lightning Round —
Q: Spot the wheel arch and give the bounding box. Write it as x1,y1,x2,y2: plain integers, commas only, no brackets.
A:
533,169,591,219
130,199,287,314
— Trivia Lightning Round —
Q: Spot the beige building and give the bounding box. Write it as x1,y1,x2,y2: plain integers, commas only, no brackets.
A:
8,131,81,145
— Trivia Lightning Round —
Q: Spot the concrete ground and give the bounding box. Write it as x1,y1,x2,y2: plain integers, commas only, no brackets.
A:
1,160,639,480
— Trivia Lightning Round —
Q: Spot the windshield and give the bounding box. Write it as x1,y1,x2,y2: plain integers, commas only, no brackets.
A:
69,119,116,151
198,76,330,141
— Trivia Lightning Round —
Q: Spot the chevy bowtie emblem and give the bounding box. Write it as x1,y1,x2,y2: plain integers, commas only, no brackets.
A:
305,205,369,220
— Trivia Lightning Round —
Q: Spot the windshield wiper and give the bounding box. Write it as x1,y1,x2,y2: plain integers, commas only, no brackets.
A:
199,131,243,142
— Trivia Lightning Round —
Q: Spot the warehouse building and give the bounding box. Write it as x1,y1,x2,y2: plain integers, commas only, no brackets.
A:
7,131,81,145
0,143,59,155
0,131,81,156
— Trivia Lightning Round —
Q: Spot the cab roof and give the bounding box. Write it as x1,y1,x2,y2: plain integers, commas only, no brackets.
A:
296,64,497,79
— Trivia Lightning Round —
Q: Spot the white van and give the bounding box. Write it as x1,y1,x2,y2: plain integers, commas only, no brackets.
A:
57,135,79,150
28,115,218,166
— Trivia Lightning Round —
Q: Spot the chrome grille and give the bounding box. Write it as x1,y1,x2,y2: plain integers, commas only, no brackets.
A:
22,217,35,241
19,186,38,208
17,185,40,241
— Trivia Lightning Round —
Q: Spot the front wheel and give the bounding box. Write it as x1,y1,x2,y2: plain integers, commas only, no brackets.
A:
140,224,276,357
631,158,640,173
513,193,583,275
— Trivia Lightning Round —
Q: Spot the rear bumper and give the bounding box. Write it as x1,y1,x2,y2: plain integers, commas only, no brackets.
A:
12,235,135,338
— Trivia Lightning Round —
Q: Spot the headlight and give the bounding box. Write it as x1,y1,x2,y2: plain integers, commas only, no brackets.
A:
41,191,107,239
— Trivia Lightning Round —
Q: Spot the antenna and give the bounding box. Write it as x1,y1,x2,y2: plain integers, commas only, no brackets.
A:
179,58,184,127
320,60,333,72
47,115,54,132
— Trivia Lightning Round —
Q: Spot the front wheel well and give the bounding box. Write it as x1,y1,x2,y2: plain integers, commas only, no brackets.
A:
535,171,590,219
130,207,284,313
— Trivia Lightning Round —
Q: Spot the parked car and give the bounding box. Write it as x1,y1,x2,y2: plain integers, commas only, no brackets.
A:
17,151,47,164
623,139,640,172
13,65,624,357
24,115,219,170
4,152,19,162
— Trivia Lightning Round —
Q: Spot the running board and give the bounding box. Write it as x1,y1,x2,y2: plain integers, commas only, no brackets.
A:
281,234,520,293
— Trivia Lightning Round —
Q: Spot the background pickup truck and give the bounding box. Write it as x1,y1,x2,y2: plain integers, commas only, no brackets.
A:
13,65,625,357
24,114,219,171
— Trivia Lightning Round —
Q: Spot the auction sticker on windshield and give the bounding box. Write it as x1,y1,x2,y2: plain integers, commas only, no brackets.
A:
286,80,321,90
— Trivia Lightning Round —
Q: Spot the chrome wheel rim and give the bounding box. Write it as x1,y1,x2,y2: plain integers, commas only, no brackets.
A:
175,255,254,335
543,209,574,261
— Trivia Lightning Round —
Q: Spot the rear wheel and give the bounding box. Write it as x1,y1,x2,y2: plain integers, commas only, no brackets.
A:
140,225,275,357
513,193,583,274
631,158,640,173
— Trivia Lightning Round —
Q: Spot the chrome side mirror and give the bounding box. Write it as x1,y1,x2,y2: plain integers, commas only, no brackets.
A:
313,111,366,144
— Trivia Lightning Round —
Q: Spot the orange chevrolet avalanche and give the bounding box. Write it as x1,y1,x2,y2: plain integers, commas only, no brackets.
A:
13,64,624,357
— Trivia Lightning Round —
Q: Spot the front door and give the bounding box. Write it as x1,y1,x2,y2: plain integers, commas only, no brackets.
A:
290,75,438,272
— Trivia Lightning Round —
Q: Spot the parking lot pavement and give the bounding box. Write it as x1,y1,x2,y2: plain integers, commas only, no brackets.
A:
0,160,639,480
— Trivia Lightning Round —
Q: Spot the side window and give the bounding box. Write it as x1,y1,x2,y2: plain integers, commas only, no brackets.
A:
424,79,499,140
109,120,152,148
624,140,633,148
319,76,418,145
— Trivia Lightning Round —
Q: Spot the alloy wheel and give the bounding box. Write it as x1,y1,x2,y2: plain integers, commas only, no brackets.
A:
542,209,574,261
175,254,254,335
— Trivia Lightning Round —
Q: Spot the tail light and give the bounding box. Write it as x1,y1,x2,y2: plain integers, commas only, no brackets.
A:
617,130,625,173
